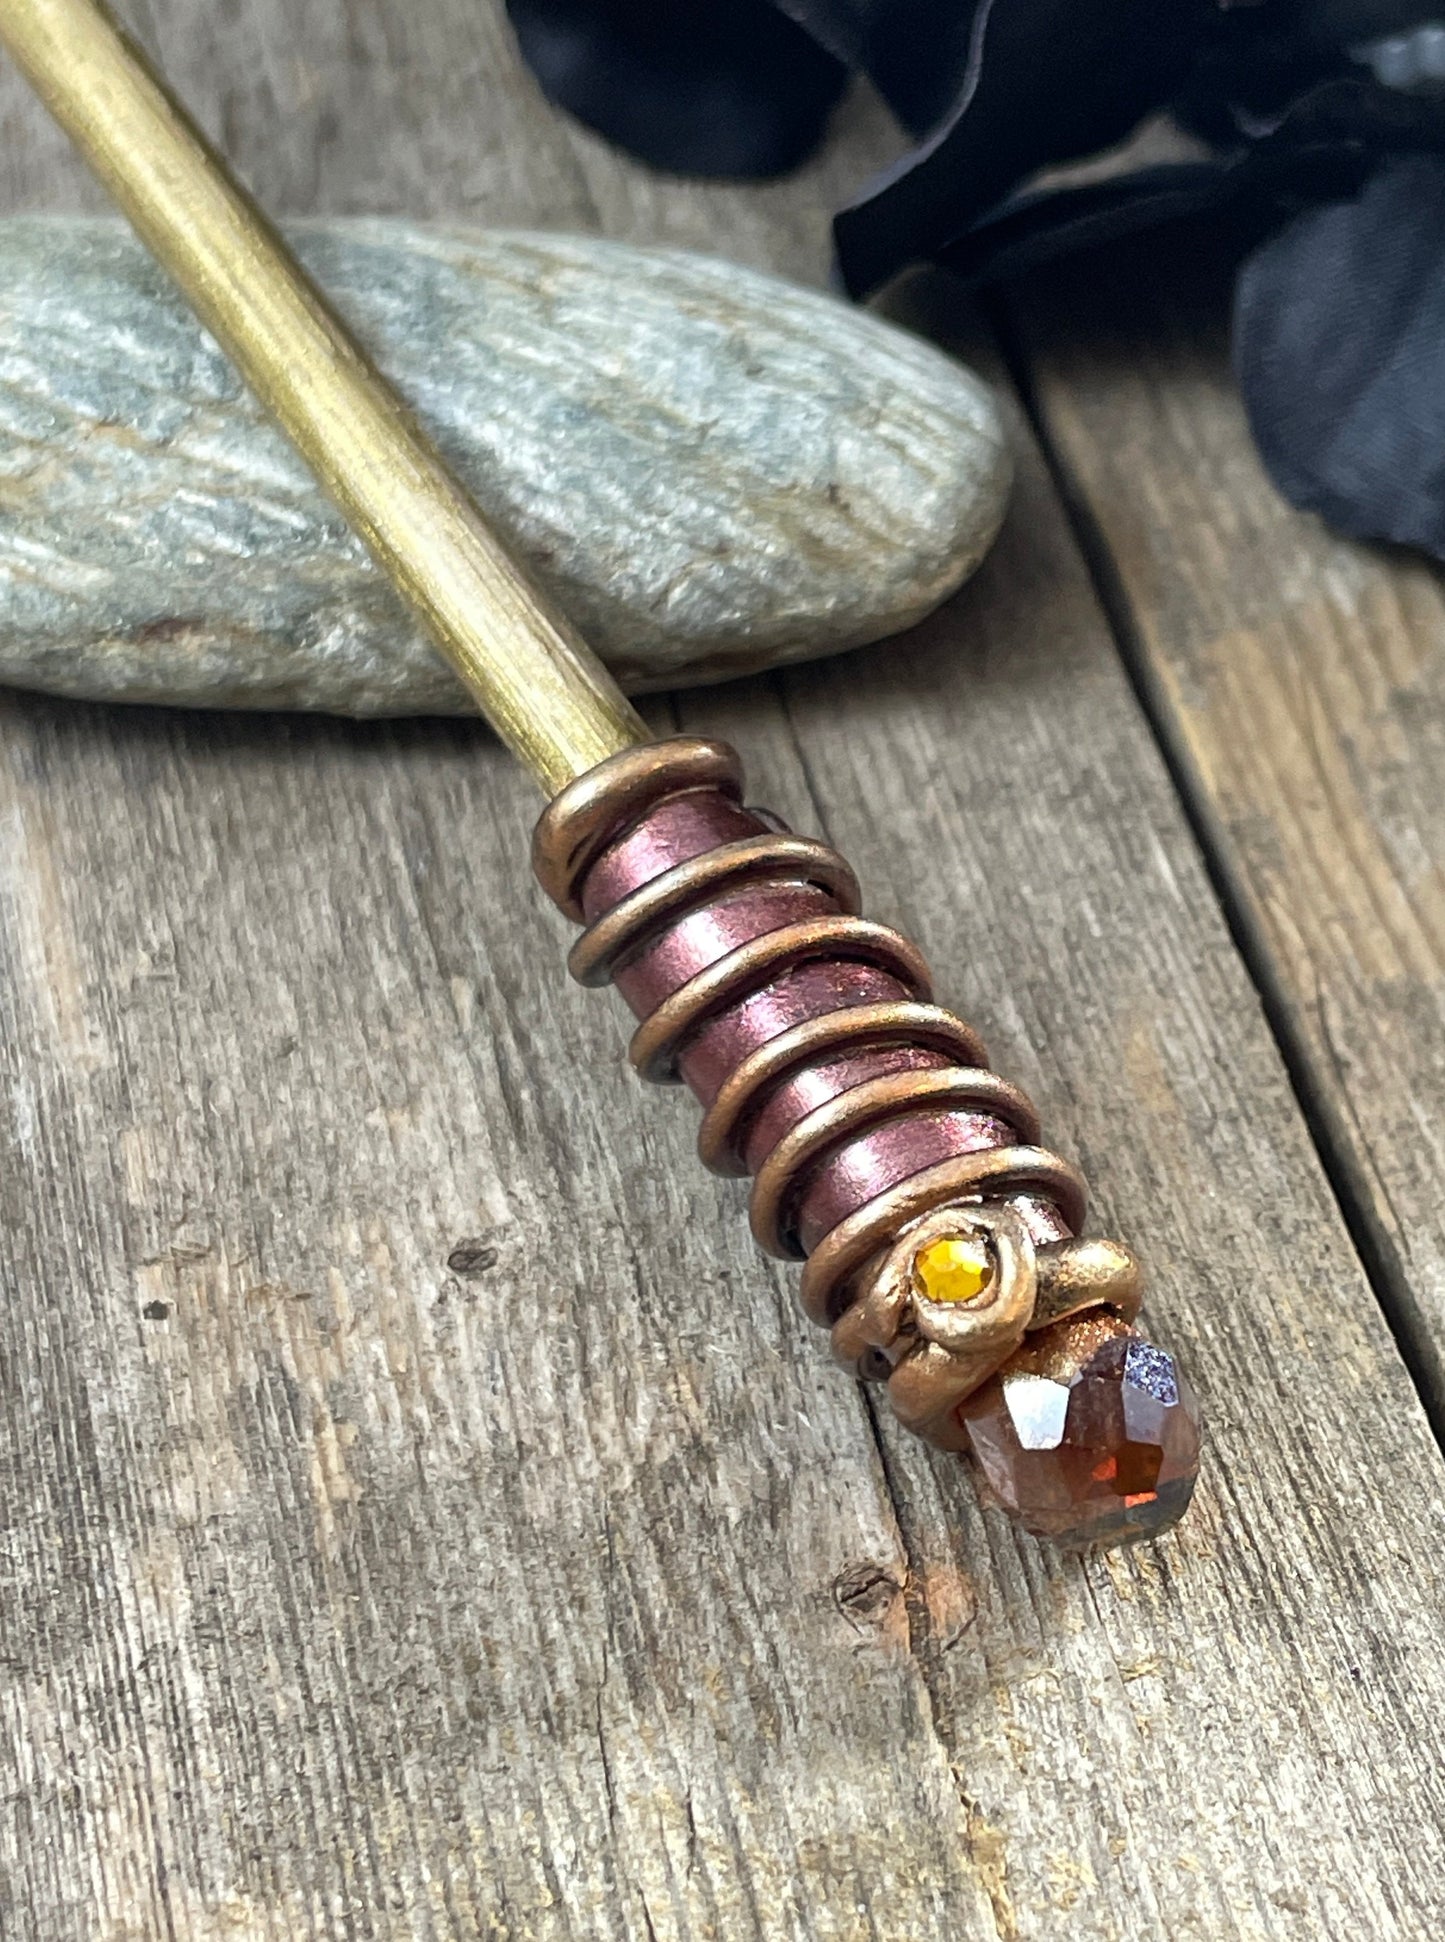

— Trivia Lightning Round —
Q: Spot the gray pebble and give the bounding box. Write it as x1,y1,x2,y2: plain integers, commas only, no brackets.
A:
0,218,1011,714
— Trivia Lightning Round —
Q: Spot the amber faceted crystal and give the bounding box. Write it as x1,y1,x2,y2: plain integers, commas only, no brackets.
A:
957,1311,1200,1546
913,1233,994,1305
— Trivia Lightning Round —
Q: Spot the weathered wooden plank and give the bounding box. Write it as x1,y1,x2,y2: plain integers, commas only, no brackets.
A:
1010,230,1445,1419
2,8,1445,1940
717,353,1445,1939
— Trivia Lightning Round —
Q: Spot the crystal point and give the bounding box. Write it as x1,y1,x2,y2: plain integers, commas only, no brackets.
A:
957,1311,1200,1547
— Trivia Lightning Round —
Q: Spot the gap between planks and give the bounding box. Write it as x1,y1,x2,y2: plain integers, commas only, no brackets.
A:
992,231,1445,1436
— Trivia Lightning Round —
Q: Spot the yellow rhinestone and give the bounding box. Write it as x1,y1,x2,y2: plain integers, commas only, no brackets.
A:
913,1234,994,1305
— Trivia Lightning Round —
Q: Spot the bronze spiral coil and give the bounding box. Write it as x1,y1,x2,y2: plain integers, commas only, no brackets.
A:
533,736,1095,1417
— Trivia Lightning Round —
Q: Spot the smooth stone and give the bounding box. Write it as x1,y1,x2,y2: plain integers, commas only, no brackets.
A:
0,218,1010,716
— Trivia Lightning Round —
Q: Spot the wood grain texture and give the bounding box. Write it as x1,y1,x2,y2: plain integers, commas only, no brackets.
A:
3,8,1445,1940
1010,232,1445,1417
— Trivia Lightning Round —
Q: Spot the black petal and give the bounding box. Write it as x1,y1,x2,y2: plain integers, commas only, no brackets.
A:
932,79,1403,290
773,1,985,135
834,0,1219,296
1235,153,1445,558
507,0,848,178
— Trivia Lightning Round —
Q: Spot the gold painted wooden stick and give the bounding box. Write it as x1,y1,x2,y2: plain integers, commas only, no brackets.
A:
0,0,647,793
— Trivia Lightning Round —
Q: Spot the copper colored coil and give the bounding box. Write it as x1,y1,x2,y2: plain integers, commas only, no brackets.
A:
749,1065,1043,1259
627,916,933,1085
532,736,742,920
798,1146,1089,1324
697,1000,992,1177
567,836,861,988
532,733,1091,1350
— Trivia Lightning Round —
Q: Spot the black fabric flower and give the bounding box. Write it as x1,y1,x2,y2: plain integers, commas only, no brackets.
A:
509,0,1445,560
1237,152,1445,557
507,0,848,176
